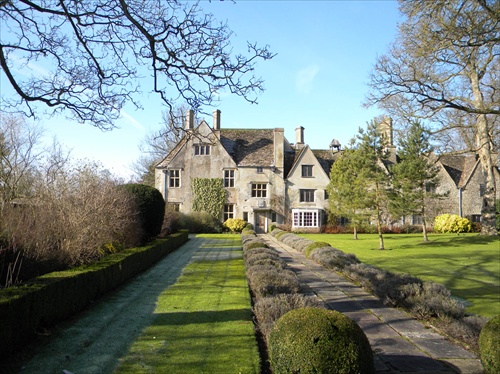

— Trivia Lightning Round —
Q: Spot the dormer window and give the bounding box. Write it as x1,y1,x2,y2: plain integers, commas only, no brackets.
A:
194,144,210,156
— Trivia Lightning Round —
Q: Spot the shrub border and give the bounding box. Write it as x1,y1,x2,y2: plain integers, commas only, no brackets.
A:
0,231,188,359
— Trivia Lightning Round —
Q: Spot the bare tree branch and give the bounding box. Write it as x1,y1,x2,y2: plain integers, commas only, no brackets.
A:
0,0,275,130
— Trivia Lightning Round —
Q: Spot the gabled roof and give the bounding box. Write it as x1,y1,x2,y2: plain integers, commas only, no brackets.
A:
439,155,465,186
438,154,479,188
220,129,276,166
312,149,340,176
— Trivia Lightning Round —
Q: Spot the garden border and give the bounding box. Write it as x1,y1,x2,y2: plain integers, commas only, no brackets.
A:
0,231,188,359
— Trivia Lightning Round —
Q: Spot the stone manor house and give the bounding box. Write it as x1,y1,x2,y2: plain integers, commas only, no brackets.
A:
155,110,499,233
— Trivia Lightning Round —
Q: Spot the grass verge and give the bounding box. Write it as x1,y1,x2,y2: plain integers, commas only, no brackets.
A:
114,234,260,373
299,233,499,317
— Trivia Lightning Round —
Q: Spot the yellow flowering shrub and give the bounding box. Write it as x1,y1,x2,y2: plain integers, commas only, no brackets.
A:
434,214,472,234
223,218,247,233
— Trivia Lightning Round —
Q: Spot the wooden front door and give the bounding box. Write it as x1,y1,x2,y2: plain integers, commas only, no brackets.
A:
255,212,267,233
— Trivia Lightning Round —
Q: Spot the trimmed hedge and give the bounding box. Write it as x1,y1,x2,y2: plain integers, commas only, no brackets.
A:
305,241,331,258
479,315,500,373
269,307,374,374
0,231,188,360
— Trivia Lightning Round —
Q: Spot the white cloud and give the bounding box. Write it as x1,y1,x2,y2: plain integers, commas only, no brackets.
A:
295,65,320,94
119,110,146,131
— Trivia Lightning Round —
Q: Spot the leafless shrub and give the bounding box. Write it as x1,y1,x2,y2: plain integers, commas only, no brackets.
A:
246,265,300,299
247,257,286,270
243,247,281,262
269,228,284,238
440,315,488,352
0,163,142,286
310,247,360,270
253,294,324,342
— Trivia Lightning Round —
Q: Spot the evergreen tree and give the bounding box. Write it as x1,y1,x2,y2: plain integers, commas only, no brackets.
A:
355,120,391,250
327,147,371,240
389,121,443,241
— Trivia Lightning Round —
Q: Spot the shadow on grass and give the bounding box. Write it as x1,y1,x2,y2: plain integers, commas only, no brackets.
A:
152,308,253,325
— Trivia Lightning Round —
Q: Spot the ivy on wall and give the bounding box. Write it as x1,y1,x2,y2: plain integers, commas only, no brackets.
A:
192,178,226,219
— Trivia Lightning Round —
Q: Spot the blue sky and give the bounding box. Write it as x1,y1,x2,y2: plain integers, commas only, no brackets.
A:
3,0,401,179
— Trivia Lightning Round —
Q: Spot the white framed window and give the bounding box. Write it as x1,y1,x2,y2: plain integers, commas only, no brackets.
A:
224,169,235,188
169,169,180,188
194,144,210,155
292,209,320,228
300,189,315,202
224,204,234,221
256,166,264,173
251,183,267,198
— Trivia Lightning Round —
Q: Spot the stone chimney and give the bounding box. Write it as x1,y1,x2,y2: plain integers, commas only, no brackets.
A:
274,128,285,170
185,109,194,131
295,126,305,149
213,110,221,130
378,117,393,147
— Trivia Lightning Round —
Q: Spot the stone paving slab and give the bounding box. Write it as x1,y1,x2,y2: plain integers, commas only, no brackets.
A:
259,234,484,374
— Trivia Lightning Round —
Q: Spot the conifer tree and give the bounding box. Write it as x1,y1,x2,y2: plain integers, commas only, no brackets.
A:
355,120,391,250
388,121,444,241
328,147,370,240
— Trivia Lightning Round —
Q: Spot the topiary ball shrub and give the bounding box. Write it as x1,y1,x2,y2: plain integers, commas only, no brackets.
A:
479,315,500,373
269,307,375,374
122,183,165,242
254,294,324,343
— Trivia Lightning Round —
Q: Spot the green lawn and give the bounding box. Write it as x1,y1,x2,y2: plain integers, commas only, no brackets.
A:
115,235,260,373
299,233,500,317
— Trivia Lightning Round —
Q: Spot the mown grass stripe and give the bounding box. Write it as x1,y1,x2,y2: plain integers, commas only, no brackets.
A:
115,235,260,374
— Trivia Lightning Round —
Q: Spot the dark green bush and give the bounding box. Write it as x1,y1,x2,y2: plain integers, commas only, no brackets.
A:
305,241,332,257
269,223,277,232
269,308,374,374
177,212,222,233
479,315,500,373
122,184,165,242
254,294,324,342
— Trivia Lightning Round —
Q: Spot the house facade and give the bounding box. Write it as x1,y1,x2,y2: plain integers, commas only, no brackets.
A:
155,110,336,233
155,110,499,232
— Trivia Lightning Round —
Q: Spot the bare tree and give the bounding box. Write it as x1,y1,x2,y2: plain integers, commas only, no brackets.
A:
133,104,190,185
0,1,274,130
365,0,499,235
0,115,44,210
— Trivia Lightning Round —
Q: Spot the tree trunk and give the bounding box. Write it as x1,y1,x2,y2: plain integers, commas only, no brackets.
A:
377,212,385,250
353,224,358,240
422,217,429,242
470,67,498,235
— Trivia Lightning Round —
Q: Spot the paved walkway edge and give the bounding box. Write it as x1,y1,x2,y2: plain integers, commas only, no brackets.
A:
259,234,484,374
